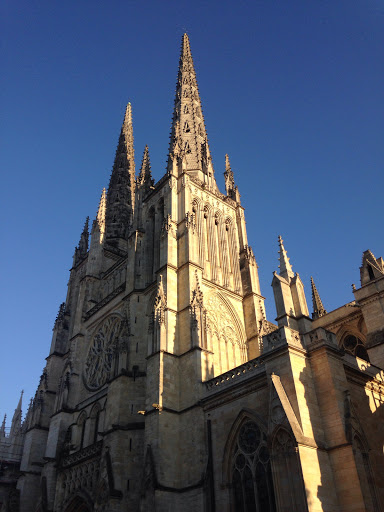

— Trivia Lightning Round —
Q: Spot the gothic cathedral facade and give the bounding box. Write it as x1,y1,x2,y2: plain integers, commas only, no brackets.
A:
1,34,384,512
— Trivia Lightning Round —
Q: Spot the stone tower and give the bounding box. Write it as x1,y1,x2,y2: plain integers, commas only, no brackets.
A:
14,34,266,511
3,34,383,512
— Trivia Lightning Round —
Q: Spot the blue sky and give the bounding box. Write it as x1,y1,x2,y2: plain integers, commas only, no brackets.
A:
1,0,383,423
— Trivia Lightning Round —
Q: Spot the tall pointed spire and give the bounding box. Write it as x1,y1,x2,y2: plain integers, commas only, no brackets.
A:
137,145,154,191
106,103,136,241
311,276,327,319
167,34,216,187
278,235,294,281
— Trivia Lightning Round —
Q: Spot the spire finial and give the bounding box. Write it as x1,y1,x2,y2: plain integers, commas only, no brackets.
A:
310,276,327,319
278,235,294,281
167,34,216,186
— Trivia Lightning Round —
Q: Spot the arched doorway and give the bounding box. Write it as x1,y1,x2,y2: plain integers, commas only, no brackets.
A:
64,496,92,512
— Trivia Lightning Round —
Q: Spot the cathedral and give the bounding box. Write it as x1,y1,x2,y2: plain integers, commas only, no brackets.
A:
1,34,384,512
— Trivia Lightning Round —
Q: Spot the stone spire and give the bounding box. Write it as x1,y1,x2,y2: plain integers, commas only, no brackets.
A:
167,34,216,187
224,154,240,202
73,217,89,266
278,235,294,281
311,277,327,319
10,390,23,436
137,145,154,191
105,103,136,241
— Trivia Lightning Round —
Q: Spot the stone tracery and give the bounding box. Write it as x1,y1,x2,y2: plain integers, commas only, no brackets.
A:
84,316,123,390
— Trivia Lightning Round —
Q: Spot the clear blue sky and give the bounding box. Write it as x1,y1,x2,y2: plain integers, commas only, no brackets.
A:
1,1,383,423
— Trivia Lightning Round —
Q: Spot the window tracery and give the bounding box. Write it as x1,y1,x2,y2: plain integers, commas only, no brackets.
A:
342,334,369,362
84,316,123,390
231,420,276,512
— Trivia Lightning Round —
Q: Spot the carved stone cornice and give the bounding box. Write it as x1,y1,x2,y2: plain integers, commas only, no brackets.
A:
60,440,102,469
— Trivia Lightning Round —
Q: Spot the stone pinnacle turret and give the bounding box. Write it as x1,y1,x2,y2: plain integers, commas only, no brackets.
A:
105,103,136,242
224,154,240,202
10,390,23,437
0,414,6,437
137,145,154,191
278,235,294,281
167,34,217,189
310,276,327,319
73,217,89,266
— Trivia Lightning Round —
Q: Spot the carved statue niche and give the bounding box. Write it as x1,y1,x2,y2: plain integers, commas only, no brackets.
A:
149,276,167,354
190,271,206,349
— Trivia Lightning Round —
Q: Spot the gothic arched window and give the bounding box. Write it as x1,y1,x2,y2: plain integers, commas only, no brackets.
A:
342,335,369,362
231,421,276,512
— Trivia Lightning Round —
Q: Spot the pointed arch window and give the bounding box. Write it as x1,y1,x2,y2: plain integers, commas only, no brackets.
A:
184,142,191,154
184,121,191,133
184,105,189,114
231,421,276,512
183,89,189,98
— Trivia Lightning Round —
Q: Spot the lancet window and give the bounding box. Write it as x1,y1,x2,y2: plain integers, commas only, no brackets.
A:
231,420,276,512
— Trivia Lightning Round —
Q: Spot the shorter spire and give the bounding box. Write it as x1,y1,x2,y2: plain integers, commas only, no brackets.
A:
137,145,154,189
106,104,136,240
278,236,294,281
311,277,327,319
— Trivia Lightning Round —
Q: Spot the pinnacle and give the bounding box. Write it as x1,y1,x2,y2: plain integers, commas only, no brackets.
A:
138,145,153,187
310,276,327,319
277,235,294,281
83,216,89,234
225,154,231,172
